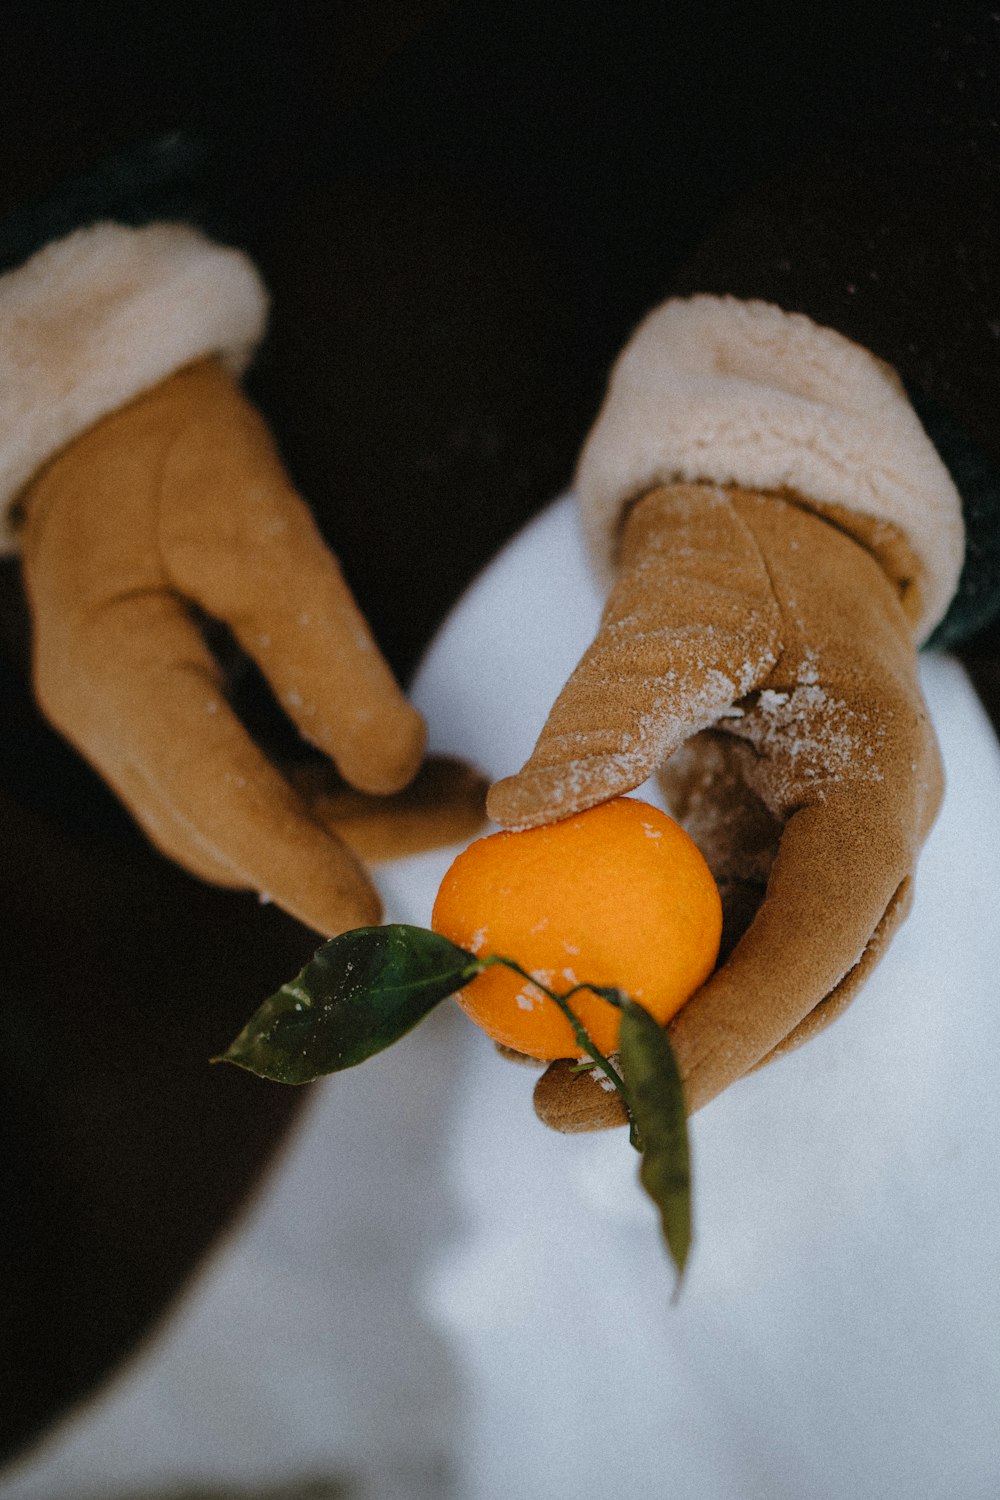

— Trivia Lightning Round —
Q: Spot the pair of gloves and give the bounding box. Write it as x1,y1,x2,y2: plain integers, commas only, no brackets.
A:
14,235,963,1128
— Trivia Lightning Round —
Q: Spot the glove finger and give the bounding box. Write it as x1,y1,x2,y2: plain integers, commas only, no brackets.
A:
114,761,250,888
531,877,914,1132
87,593,382,936
488,484,781,828
666,785,915,1113
232,531,426,796
533,1056,630,1132
286,754,489,864
157,360,426,795
94,699,265,892
747,875,913,1072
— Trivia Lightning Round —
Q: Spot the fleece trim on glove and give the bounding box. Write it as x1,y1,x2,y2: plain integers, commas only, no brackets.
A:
575,295,964,643
0,220,268,553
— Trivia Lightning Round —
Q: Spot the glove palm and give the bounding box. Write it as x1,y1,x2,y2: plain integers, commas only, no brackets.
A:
490,483,943,1122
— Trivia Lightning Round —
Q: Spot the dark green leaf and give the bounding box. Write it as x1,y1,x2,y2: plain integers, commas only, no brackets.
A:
577,984,629,1010
215,925,477,1084
618,999,692,1284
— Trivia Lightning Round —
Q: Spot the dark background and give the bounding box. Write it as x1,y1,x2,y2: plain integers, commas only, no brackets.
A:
1,0,997,1463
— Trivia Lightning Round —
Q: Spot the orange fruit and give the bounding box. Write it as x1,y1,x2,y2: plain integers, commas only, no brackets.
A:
431,795,722,1060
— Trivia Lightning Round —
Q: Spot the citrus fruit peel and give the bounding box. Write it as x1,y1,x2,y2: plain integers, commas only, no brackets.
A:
431,796,723,1061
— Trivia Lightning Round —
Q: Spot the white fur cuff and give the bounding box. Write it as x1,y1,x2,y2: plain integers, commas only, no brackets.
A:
0,220,269,553
575,295,965,641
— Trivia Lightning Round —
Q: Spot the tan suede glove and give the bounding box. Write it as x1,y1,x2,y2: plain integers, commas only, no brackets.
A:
489,481,944,1125
21,357,484,935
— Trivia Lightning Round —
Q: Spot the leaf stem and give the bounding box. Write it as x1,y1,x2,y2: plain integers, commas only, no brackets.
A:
473,955,634,1126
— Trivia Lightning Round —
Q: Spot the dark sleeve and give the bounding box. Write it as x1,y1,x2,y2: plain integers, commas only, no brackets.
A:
0,132,238,276
669,3,1000,648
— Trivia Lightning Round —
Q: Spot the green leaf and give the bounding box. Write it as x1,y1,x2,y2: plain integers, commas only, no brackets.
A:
576,984,629,1010
618,999,692,1285
215,924,477,1084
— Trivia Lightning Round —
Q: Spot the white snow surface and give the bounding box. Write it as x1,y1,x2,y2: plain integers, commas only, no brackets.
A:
4,495,1000,1499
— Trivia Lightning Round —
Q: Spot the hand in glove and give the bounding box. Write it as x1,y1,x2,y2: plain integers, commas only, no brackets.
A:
22,357,484,935
489,480,945,1124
